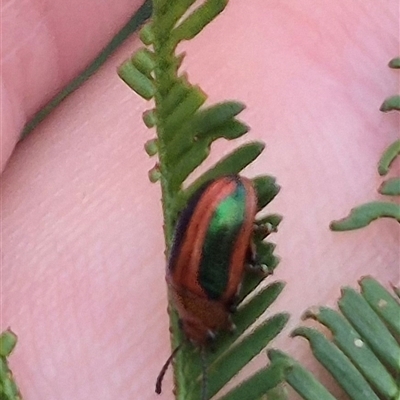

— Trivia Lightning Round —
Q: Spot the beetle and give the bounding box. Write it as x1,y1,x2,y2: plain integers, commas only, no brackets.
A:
156,175,262,399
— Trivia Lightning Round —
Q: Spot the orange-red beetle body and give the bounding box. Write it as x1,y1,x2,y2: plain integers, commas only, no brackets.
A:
167,175,258,344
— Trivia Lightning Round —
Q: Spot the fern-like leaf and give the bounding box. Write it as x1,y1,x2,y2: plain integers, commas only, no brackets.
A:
0,329,22,400
331,58,400,231
272,277,400,400
119,1,286,399
118,1,287,399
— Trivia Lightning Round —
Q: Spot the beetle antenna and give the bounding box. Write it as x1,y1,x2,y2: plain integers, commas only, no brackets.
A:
201,346,208,400
155,344,181,394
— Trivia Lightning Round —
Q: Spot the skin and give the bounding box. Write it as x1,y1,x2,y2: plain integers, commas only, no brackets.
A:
1,1,399,399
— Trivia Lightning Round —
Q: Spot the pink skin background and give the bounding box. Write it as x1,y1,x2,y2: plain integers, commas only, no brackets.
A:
1,1,399,399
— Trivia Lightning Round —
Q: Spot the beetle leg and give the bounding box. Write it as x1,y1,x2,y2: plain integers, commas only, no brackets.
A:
206,331,218,353
246,262,271,277
248,241,257,264
225,314,236,334
228,303,237,313
253,221,276,239
246,241,270,276
245,241,260,271
206,330,216,341
227,291,240,313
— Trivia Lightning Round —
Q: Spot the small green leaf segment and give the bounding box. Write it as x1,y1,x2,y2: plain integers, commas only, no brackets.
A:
330,57,400,231
380,58,400,112
119,1,285,399
0,329,22,400
272,277,400,400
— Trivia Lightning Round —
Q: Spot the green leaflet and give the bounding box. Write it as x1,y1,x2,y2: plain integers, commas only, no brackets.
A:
360,277,400,336
330,201,400,230
388,57,400,68
268,350,337,400
119,59,155,99
144,138,158,156
255,241,280,274
0,331,17,358
339,287,400,373
0,330,22,400
171,0,229,43
378,140,400,176
253,176,281,211
379,177,400,196
142,109,157,128
219,361,289,400
380,96,400,112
